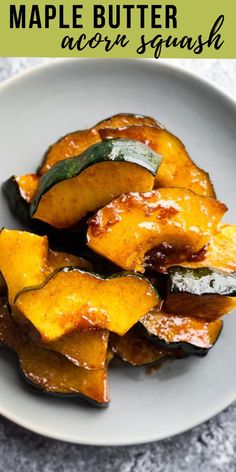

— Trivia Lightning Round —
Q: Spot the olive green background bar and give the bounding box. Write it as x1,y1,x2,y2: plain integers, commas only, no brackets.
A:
0,0,234,57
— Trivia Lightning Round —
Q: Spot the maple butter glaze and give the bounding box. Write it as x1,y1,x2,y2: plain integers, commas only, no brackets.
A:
0,299,109,405
39,128,101,175
16,173,39,202
110,329,170,366
165,292,236,320
178,224,236,273
87,188,227,273
99,125,215,198
15,268,159,341
0,229,91,305
0,229,108,370
140,308,223,351
32,139,161,229
39,113,161,175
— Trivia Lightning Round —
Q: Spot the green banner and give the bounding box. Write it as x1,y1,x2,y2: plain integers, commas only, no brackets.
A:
0,0,234,58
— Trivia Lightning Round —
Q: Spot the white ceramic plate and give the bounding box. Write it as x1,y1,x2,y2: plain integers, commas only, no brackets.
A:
0,59,236,446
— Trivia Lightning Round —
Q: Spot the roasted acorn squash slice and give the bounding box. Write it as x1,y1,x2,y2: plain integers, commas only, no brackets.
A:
178,224,236,273
15,173,39,202
0,229,50,305
31,139,162,228
165,266,236,319
2,174,40,226
168,266,236,297
0,299,109,406
140,308,223,356
99,125,215,198
110,330,171,366
87,189,226,273
39,129,101,175
2,176,89,255
44,250,108,370
0,229,108,370
41,328,109,370
15,267,160,341
38,113,161,175
2,176,31,225
0,229,92,304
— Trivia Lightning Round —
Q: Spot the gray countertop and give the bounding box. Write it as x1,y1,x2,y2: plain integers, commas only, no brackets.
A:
0,58,236,472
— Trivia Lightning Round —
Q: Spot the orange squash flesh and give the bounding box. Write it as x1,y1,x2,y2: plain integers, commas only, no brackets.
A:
87,189,227,273
178,224,236,273
39,128,101,175
0,229,93,304
110,330,170,366
164,224,236,319
140,308,223,350
165,292,236,321
99,126,215,198
0,229,50,305
44,250,108,370
15,268,160,341
33,161,156,229
16,173,39,202
0,299,109,405
43,329,109,370
0,229,109,370
38,114,161,176
38,114,162,177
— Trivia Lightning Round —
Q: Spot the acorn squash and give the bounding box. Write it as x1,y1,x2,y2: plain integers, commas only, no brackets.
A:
140,308,223,356
2,174,39,226
99,125,215,198
2,175,89,256
31,139,162,228
0,299,109,406
87,188,226,273
0,229,109,370
38,113,161,175
110,330,171,366
0,229,50,305
39,128,101,175
179,224,236,273
165,266,236,319
43,250,108,370
14,267,160,341
0,229,92,304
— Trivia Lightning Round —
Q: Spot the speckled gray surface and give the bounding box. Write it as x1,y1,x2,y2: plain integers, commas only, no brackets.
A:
0,58,236,472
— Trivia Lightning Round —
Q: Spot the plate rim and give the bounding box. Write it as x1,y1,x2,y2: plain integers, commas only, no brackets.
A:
0,58,236,446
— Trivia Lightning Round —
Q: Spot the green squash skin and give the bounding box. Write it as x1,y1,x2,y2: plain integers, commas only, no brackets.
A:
168,266,236,297
2,176,32,226
37,114,162,174
37,128,91,175
138,321,223,357
14,266,160,304
30,139,162,217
